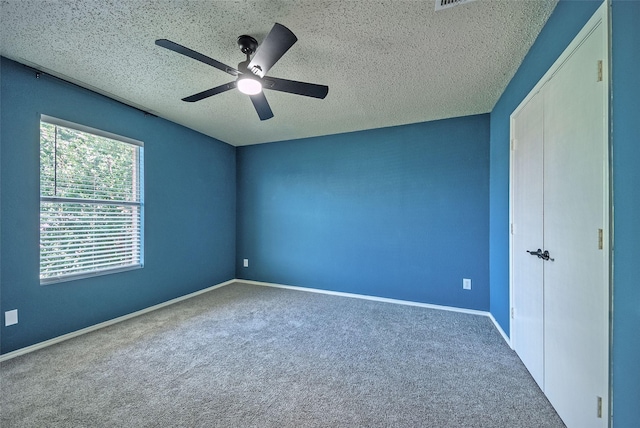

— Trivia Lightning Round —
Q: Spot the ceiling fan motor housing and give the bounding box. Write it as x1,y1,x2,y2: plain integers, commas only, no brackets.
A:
237,35,258,56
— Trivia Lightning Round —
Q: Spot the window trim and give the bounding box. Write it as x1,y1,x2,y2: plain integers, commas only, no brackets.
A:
39,115,144,285
41,115,144,147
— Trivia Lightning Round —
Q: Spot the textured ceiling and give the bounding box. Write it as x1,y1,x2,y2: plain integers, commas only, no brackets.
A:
0,0,557,146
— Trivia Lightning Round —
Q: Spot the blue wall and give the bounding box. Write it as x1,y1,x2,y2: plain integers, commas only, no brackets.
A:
489,0,640,426
237,115,490,310
0,58,236,354
610,1,640,425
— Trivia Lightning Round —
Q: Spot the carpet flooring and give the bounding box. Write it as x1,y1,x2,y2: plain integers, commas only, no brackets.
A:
1,282,565,427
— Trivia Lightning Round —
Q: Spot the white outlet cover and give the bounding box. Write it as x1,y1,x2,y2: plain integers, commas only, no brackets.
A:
463,278,472,290
5,309,18,326
243,259,249,268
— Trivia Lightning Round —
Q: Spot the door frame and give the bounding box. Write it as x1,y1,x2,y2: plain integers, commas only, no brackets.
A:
508,1,611,424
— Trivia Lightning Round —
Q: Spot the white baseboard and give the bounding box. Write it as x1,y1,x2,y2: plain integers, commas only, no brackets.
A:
1,278,512,362
488,312,511,347
0,279,235,362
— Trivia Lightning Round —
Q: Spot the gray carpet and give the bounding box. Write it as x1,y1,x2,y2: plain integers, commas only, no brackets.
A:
1,282,565,427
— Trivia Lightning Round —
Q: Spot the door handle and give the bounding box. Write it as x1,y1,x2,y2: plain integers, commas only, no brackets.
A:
542,250,554,262
526,249,555,261
527,249,544,259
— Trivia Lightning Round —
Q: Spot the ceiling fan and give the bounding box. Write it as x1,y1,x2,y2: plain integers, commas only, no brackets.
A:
155,23,329,121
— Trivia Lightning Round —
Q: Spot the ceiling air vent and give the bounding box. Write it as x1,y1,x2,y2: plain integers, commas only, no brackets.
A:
435,0,478,11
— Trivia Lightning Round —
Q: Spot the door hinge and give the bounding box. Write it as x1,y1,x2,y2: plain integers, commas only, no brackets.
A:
511,307,514,319
511,138,516,151
510,223,514,235
597,396,603,418
597,60,603,82
598,228,603,250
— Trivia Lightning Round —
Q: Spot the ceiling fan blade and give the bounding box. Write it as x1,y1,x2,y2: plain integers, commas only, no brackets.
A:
155,39,239,76
249,92,274,121
247,23,297,78
182,82,236,102
263,77,328,99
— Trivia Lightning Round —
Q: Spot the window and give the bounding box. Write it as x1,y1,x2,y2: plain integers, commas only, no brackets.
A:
39,116,144,284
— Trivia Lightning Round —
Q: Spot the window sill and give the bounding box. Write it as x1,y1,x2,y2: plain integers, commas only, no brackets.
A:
40,265,143,286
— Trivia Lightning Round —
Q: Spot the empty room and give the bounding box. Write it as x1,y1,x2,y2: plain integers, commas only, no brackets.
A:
1,1,638,427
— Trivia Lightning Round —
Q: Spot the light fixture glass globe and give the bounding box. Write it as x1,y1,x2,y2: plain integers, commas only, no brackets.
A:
237,76,262,95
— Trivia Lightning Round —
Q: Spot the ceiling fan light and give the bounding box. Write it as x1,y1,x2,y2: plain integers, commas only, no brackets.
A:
237,76,262,95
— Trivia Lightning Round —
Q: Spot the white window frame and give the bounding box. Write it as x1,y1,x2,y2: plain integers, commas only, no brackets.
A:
39,115,144,284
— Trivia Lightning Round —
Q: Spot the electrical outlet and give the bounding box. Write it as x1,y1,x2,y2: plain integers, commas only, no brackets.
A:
243,258,249,268
5,309,18,326
463,278,472,290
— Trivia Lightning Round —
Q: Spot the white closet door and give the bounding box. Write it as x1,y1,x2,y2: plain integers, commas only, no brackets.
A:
511,92,545,390
542,21,608,428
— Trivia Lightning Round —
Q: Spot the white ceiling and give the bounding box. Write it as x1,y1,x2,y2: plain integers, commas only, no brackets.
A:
0,0,557,147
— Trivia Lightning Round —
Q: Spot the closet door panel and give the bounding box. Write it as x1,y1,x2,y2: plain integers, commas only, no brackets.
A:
542,21,607,428
511,92,545,389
